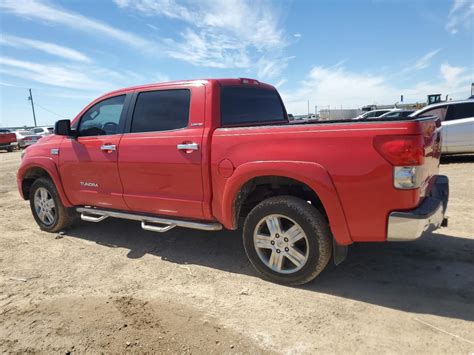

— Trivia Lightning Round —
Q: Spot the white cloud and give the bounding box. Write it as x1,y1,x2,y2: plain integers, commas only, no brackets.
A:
164,29,251,69
256,56,294,80
114,0,287,74
440,63,466,85
0,0,288,80
0,56,122,91
0,55,171,94
281,63,471,114
413,48,441,70
0,0,153,50
274,78,287,88
0,34,92,63
293,33,302,38
446,0,474,34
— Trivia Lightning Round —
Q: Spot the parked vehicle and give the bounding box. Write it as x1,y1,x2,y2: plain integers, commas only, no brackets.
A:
354,109,394,119
410,100,474,154
379,109,415,118
15,130,40,148
17,78,449,285
30,126,54,137
0,129,17,152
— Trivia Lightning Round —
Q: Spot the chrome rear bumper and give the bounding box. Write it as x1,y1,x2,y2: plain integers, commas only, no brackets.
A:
387,175,449,241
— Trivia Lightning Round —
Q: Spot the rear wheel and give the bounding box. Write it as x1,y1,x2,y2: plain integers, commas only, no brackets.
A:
29,178,75,232
243,196,332,285
6,146,13,152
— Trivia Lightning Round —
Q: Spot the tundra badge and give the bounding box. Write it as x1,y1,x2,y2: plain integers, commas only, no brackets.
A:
80,182,99,188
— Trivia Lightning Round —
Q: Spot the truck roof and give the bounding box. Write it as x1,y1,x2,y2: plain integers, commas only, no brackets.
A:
411,99,474,117
103,78,275,98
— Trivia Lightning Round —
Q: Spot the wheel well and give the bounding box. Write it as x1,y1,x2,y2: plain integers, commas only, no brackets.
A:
234,176,328,228
21,167,51,200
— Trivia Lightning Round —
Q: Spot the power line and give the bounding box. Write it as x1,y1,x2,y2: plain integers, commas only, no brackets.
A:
34,102,69,119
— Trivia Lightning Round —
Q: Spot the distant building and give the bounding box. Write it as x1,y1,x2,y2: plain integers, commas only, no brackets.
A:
319,109,361,120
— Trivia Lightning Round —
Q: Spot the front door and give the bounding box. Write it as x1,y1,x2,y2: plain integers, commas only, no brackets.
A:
118,86,206,220
59,94,129,209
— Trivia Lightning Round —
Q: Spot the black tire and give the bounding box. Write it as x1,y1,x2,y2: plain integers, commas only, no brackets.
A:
29,177,76,233
6,146,13,152
243,196,332,286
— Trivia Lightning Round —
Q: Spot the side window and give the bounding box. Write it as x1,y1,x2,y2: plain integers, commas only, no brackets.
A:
373,111,387,117
131,90,190,133
77,95,125,137
445,103,474,121
420,106,447,121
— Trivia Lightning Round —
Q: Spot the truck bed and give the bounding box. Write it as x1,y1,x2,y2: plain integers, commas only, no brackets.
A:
210,116,441,243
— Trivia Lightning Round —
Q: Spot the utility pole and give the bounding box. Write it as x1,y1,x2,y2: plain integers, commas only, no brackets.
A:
307,100,310,115
28,88,37,127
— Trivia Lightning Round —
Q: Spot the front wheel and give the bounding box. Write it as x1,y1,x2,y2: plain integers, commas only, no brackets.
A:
29,178,75,232
243,196,332,285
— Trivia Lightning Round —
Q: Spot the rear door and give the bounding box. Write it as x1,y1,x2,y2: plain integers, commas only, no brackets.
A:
118,85,206,219
59,94,130,209
444,103,474,153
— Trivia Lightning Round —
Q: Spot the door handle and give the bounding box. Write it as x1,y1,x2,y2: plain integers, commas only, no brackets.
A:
177,143,199,151
100,144,116,151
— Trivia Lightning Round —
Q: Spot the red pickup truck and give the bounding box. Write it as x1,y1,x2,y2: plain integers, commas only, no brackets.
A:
0,129,17,152
17,78,449,285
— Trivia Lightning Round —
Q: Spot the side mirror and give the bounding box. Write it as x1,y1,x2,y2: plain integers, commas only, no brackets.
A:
54,119,72,136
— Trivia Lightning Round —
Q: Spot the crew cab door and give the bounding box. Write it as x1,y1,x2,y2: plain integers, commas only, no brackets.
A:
118,85,206,220
59,94,130,209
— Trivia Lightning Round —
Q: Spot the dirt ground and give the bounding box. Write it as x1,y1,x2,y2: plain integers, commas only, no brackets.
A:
0,151,473,354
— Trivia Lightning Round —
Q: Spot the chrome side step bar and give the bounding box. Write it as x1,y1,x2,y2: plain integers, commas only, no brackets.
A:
76,207,222,232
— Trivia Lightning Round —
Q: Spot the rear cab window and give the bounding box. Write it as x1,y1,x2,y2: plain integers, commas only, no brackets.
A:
220,86,287,127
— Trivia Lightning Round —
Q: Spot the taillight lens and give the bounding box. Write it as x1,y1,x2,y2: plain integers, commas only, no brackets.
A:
374,135,425,166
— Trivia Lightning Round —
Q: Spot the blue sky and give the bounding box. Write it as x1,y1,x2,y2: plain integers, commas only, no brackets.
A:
0,0,473,127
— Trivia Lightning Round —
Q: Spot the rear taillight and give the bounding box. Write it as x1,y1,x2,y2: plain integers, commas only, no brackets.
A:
374,135,424,166
374,135,425,190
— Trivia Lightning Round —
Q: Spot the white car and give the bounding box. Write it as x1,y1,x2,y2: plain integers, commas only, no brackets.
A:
410,100,474,154
354,109,394,119
30,126,54,137
379,109,415,118
14,130,40,148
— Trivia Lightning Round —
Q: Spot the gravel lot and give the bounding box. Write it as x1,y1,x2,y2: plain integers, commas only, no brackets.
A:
1,151,473,353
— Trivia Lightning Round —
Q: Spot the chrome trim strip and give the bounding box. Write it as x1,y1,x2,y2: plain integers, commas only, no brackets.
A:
76,207,222,231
